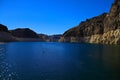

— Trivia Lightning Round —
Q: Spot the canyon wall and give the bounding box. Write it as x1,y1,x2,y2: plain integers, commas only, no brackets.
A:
59,0,120,45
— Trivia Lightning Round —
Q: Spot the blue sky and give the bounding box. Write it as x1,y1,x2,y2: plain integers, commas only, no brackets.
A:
0,0,114,35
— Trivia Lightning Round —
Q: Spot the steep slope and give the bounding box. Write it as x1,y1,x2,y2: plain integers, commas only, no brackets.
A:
59,13,107,43
104,0,120,32
63,13,106,37
0,24,16,42
0,24,9,32
59,0,120,44
90,0,120,44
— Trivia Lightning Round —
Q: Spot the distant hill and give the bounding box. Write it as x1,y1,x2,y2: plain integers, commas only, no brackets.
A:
38,34,62,42
10,28,39,38
0,24,61,42
49,34,62,42
59,0,120,45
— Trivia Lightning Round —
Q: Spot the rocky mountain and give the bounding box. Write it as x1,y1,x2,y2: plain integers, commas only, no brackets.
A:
49,35,62,42
0,24,9,32
39,34,62,42
104,0,120,32
0,24,61,42
38,34,50,42
59,0,120,45
10,28,39,38
0,24,16,42
0,24,45,42
62,13,106,37
10,28,45,42
0,0,119,44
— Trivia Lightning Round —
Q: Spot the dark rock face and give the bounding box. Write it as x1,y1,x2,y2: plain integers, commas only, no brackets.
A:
104,0,120,32
10,28,39,38
63,13,107,37
0,24,16,42
0,24,9,32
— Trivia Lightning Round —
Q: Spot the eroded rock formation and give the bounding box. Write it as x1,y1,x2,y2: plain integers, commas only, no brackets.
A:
59,0,120,45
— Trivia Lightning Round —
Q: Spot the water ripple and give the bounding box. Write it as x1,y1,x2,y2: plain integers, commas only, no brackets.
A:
0,47,19,80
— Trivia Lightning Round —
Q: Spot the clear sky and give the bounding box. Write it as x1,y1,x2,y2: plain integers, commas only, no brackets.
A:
0,0,114,35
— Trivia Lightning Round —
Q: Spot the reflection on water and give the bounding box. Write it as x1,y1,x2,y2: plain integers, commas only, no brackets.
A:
0,42,120,80
87,44,120,80
0,44,19,80
101,45,120,79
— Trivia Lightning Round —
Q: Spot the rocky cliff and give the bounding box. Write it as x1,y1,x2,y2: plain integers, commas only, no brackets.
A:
0,24,16,42
104,0,120,32
0,24,9,32
59,0,120,45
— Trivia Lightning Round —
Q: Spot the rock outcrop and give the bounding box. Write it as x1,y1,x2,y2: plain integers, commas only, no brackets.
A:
104,0,120,32
0,24,16,42
0,24,9,32
59,0,120,45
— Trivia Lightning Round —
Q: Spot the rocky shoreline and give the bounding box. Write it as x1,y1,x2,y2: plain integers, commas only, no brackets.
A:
59,29,120,45
59,0,120,45
0,0,120,45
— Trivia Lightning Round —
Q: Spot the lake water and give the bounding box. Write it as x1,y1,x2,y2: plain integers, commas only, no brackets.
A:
0,42,120,80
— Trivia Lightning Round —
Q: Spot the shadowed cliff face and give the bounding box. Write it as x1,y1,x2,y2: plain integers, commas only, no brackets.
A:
0,24,16,42
0,24,9,32
60,0,120,44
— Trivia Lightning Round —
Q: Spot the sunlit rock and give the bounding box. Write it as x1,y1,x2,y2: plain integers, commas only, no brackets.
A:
60,0,120,45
